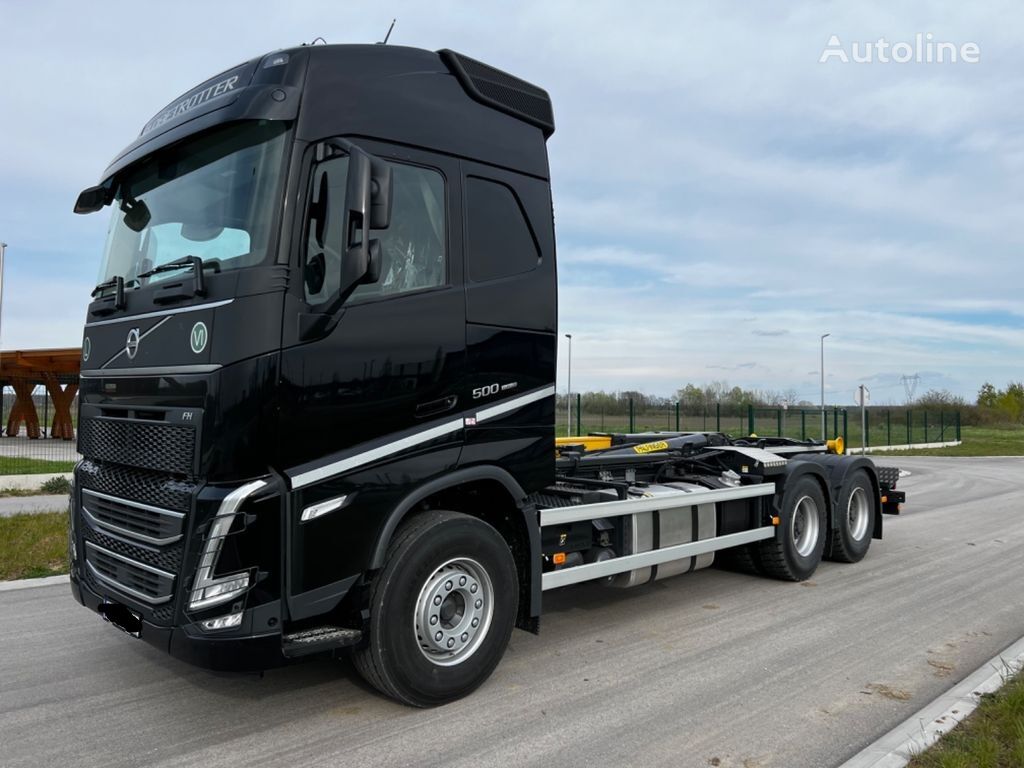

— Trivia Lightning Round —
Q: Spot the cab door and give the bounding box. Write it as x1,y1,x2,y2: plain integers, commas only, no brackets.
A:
279,141,465,606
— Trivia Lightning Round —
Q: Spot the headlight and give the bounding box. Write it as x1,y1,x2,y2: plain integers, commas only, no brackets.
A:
188,480,266,611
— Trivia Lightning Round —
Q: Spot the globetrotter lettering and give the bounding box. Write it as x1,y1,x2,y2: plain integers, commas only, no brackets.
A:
142,75,240,134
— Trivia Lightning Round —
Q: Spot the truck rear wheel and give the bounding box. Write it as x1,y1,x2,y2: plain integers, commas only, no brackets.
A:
757,475,827,581
826,470,873,563
352,509,518,707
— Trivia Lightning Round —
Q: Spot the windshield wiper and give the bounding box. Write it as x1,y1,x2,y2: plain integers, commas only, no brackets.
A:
90,275,126,314
137,254,214,298
137,255,202,282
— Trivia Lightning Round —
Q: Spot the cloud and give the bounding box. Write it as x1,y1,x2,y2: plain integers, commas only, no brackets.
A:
1,0,1021,405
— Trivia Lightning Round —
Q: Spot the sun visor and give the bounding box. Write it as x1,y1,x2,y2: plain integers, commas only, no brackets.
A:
139,61,259,139
99,50,307,182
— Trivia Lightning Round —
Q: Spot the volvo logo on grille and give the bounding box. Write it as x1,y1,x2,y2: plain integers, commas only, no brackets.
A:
125,328,141,359
190,321,208,354
82,337,91,362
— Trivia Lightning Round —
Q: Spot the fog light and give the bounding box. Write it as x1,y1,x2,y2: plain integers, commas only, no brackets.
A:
189,573,250,610
200,612,243,631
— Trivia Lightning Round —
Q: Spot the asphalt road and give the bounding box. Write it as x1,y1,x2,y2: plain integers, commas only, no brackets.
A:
2,457,1023,768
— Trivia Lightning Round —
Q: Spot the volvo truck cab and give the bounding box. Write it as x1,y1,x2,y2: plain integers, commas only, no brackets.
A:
70,44,902,706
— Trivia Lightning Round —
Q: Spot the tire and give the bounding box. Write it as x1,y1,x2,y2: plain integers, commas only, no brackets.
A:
716,543,762,575
352,509,518,707
756,475,827,581
826,470,874,563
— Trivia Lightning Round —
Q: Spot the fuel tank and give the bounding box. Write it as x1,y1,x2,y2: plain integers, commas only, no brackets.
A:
611,482,717,588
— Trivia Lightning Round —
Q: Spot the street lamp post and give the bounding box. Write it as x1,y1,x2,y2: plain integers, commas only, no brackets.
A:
820,332,830,441
0,241,6,349
564,333,572,437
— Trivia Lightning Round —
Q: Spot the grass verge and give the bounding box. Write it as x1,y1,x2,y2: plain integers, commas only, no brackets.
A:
908,668,1024,767
0,477,72,498
0,458,76,475
874,425,1024,457
0,512,69,580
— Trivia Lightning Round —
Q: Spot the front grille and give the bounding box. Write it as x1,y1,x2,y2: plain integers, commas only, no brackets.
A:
85,541,175,605
81,489,184,546
82,562,177,624
79,417,197,476
75,411,200,627
81,517,184,574
77,460,195,512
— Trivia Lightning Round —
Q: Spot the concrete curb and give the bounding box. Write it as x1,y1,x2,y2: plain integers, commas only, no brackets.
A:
837,634,1024,768
0,574,70,592
846,441,961,454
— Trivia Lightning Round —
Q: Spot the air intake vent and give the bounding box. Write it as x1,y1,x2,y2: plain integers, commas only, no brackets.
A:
438,49,555,137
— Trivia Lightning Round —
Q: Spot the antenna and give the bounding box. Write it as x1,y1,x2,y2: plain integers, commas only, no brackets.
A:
901,374,920,404
380,19,396,45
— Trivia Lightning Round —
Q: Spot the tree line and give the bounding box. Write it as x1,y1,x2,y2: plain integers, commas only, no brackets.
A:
557,382,819,417
976,382,1024,424
555,381,1024,426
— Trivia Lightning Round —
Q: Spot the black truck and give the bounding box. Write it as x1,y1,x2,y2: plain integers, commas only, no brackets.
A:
69,43,904,706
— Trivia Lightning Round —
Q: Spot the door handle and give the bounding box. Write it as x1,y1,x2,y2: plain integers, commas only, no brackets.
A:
415,395,458,418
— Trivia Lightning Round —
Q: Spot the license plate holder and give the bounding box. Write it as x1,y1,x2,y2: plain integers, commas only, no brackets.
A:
98,601,143,637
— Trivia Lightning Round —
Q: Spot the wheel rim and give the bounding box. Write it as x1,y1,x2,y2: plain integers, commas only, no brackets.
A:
791,495,820,557
414,557,494,667
847,486,870,541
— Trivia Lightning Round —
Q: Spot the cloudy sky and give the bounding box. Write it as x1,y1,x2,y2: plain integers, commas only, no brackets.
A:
1,1,1021,404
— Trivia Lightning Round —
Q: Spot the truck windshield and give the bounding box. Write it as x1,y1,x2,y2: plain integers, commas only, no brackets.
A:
97,120,289,289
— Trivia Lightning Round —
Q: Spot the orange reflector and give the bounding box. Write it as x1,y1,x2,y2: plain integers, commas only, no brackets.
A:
881,495,888,503
553,552,566,565
772,516,781,526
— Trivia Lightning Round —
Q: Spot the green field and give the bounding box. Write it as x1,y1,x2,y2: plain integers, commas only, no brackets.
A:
908,669,1024,767
0,511,69,580
0,458,76,475
883,425,1024,457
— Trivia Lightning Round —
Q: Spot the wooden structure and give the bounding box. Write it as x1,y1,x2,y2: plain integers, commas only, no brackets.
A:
0,348,81,440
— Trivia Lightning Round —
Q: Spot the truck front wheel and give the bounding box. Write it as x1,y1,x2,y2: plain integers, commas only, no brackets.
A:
757,475,827,581
352,509,518,706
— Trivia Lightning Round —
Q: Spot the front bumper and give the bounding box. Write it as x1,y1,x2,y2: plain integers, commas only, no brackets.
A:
71,573,287,671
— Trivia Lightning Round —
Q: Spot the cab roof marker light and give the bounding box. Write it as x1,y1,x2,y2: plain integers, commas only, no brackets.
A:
200,612,243,632
188,480,267,612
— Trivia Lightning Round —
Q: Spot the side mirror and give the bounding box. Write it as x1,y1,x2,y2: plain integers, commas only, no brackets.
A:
301,140,393,341
336,144,392,297
74,184,111,214
338,148,372,296
369,157,392,229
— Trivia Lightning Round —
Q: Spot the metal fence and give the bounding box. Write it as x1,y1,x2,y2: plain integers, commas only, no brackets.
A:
0,385,963,475
1,385,81,472
556,396,961,450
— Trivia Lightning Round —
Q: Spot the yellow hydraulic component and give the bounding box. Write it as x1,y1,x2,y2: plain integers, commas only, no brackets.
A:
633,440,669,454
555,435,613,452
827,436,845,455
